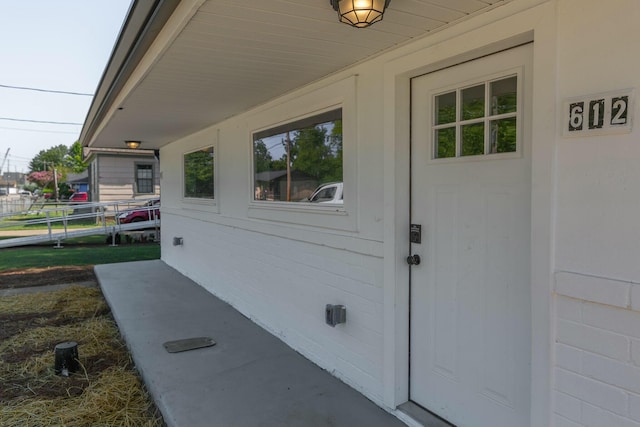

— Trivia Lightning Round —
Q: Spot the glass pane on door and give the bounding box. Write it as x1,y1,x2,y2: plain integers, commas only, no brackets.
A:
435,127,456,158
435,92,456,125
461,123,484,156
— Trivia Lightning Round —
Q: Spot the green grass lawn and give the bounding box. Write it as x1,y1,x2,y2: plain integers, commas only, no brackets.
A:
0,235,160,270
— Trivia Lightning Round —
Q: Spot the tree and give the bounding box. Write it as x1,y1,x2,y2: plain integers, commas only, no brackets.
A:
29,144,68,172
253,140,272,173
184,148,214,198
64,141,88,173
27,142,88,199
26,170,61,188
288,121,342,183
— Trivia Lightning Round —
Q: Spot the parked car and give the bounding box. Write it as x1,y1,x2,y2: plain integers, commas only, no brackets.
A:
69,192,88,203
19,190,32,198
118,198,160,224
306,182,343,204
0,189,7,196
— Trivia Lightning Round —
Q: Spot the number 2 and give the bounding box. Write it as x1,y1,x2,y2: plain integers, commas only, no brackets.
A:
611,96,628,125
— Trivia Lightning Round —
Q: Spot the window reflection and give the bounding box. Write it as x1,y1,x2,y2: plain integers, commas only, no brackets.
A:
184,147,214,199
253,109,343,203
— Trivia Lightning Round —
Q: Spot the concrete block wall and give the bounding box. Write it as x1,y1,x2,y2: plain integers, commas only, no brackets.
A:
554,271,640,427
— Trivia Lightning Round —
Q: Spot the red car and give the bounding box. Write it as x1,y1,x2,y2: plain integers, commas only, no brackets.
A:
118,199,160,224
69,192,88,203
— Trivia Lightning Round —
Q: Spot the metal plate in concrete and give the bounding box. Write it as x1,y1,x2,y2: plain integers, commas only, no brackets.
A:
163,337,216,353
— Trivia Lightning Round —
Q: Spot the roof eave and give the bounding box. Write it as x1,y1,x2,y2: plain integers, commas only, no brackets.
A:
79,0,181,149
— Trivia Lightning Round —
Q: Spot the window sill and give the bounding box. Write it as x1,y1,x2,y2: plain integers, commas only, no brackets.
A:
182,197,218,212
248,201,355,232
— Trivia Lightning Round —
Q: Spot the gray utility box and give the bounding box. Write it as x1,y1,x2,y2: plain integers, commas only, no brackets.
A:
325,304,346,327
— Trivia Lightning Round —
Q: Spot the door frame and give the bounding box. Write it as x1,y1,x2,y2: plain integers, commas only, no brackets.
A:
380,2,557,426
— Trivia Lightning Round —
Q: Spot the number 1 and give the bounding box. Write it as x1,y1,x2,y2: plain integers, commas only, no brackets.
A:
589,99,604,129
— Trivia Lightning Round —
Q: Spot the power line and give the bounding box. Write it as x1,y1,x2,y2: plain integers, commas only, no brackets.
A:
0,125,78,135
0,117,83,126
0,84,93,97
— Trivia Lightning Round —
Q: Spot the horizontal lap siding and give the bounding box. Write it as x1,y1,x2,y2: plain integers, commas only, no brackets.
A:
97,156,160,202
161,213,385,400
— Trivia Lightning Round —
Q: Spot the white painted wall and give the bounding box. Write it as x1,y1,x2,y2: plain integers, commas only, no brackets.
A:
553,1,640,426
156,0,640,424
160,73,389,401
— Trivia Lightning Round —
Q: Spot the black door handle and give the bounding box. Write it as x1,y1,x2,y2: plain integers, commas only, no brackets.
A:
406,254,421,266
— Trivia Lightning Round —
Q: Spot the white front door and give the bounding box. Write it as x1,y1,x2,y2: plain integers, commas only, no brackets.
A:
409,44,532,427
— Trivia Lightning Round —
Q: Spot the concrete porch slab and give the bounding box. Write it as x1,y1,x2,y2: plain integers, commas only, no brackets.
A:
94,260,406,427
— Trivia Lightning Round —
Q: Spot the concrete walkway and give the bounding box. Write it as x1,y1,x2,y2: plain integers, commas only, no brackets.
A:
95,260,407,427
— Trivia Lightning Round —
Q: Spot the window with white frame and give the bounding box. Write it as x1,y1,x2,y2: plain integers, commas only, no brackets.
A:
252,108,342,203
135,163,154,194
433,75,518,159
184,146,214,199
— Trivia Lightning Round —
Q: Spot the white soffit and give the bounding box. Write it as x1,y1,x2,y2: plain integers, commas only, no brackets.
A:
91,0,508,149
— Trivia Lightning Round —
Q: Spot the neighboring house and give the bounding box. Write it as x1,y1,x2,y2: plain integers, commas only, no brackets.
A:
1,172,25,194
79,1,640,426
65,171,89,193
3,172,26,186
254,170,318,202
85,148,159,203
0,180,17,194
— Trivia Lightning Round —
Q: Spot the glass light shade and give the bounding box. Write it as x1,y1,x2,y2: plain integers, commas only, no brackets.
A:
125,140,141,149
336,0,389,28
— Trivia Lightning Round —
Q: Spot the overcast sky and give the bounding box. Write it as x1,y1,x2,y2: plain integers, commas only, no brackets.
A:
0,0,131,173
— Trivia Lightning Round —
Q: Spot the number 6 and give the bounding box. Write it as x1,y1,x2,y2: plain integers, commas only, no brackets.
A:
569,103,584,130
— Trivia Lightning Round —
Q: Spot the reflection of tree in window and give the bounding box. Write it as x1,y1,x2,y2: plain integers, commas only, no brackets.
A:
254,140,272,174
184,147,214,199
432,76,518,159
253,109,342,202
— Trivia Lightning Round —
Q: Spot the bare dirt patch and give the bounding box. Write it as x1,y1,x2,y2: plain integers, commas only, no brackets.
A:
0,265,96,289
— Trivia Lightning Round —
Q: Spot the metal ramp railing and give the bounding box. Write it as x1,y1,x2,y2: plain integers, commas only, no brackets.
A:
0,198,160,249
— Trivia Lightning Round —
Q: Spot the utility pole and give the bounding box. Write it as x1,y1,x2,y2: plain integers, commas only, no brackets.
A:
286,131,291,202
0,148,9,176
53,167,59,201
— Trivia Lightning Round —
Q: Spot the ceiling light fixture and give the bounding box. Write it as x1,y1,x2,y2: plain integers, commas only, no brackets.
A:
125,140,141,149
330,0,391,28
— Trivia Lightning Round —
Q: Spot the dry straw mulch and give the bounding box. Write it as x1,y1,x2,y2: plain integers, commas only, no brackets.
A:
0,285,162,427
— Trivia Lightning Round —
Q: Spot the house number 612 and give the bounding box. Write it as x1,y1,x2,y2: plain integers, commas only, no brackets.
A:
565,90,633,136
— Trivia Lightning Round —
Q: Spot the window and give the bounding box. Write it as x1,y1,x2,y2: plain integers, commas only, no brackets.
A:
253,109,342,203
135,164,154,194
433,75,518,159
184,146,214,199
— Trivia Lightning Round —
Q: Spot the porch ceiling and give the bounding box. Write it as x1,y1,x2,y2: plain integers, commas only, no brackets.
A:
83,0,510,150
